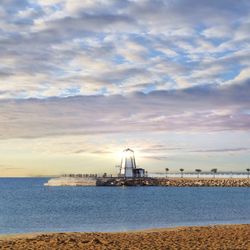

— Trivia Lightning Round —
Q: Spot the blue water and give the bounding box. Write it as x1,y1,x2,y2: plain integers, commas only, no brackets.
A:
0,178,250,234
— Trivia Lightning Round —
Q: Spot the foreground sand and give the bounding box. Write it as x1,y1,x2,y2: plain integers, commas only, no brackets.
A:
0,224,249,250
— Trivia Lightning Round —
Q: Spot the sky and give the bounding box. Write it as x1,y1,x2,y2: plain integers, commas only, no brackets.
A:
0,0,250,176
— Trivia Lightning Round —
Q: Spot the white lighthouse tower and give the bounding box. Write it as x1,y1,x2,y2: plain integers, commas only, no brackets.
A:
119,148,145,178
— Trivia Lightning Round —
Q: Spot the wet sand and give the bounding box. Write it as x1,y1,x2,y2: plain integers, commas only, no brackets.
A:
0,224,249,249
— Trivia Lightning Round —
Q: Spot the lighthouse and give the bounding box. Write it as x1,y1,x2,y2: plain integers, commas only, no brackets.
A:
119,148,145,178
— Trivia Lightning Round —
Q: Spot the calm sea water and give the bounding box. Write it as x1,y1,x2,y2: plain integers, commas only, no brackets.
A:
0,178,250,234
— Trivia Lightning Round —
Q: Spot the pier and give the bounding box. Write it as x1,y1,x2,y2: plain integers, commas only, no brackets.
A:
45,175,250,187
44,148,250,187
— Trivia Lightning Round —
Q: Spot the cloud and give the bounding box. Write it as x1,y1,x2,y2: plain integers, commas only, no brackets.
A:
1,167,24,170
0,1,250,98
190,147,250,153
143,155,169,161
0,80,249,139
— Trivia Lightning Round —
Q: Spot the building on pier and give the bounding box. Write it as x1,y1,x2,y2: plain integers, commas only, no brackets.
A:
119,148,145,178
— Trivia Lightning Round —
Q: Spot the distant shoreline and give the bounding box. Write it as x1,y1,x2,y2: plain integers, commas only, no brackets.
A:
1,224,249,249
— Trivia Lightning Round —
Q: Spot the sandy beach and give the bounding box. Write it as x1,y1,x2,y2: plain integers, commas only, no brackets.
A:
0,224,249,250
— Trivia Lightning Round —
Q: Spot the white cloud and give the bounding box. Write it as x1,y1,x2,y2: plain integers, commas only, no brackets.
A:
33,0,63,6
0,0,250,98
0,80,250,139
202,25,232,39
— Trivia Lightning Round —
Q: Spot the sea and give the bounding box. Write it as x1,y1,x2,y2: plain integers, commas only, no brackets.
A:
0,178,250,235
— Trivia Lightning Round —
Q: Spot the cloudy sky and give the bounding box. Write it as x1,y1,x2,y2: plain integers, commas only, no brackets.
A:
1,0,250,176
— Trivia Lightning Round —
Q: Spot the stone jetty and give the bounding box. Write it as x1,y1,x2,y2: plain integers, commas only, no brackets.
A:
158,177,250,187
45,176,250,187
97,177,250,187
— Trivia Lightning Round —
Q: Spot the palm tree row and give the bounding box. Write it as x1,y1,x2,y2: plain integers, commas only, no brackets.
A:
165,168,250,178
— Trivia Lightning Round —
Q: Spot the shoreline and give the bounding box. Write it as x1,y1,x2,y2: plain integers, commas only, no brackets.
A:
1,224,249,249
1,221,249,237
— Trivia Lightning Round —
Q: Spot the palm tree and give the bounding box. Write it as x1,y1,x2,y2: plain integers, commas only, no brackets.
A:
180,168,184,178
211,168,217,178
247,168,250,179
165,168,169,178
195,169,202,178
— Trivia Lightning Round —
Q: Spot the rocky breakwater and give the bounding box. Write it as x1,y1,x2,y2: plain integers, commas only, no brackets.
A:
96,177,160,186
158,178,250,187
44,177,250,187
96,177,250,187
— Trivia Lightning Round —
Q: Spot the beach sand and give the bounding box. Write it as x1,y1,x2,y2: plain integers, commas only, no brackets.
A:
0,224,249,250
